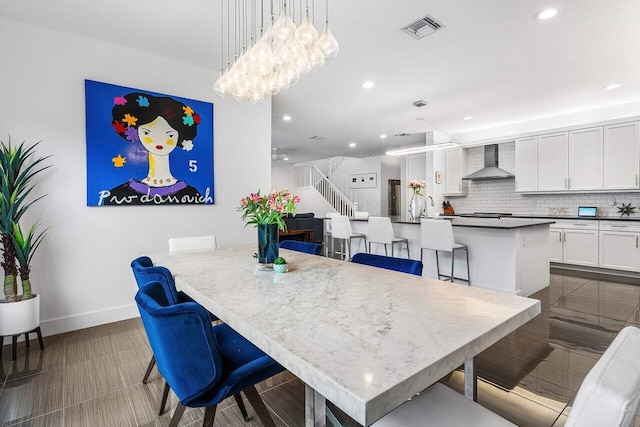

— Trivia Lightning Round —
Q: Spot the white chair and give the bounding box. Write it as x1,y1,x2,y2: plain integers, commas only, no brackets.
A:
331,215,366,261
373,325,640,427
325,212,341,257
169,235,217,252
420,219,470,285
367,216,410,258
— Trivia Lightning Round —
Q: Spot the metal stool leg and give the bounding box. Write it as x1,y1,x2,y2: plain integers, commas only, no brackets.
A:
451,249,455,282
12,335,18,361
25,333,30,348
465,248,471,285
435,250,441,279
406,242,410,259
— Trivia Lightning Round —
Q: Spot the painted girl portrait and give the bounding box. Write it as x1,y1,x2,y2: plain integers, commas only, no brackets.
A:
85,80,214,206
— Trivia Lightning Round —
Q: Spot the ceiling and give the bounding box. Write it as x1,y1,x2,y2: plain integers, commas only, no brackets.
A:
2,0,640,163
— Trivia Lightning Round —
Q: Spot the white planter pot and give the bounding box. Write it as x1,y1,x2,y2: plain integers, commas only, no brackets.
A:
0,294,40,336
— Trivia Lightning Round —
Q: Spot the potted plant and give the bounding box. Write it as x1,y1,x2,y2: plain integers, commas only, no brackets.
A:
272,256,288,273
0,139,51,346
238,189,300,264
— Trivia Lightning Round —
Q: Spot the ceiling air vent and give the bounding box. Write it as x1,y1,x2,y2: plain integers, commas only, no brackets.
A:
309,135,327,141
395,133,412,137
401,15,444,39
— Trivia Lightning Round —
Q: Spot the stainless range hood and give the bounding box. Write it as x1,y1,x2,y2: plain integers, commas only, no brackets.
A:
462,144,515,180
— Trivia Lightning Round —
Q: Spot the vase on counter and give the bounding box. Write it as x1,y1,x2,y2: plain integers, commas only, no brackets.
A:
408,193,424,221
258,223,279,264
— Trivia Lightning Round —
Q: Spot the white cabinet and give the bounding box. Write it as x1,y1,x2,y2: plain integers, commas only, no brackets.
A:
549,228,563,263
443,148,468,196
599,222,640,272
537,132,569,191
515,132,568,192
569,127,603,191
550,221,599,267
515,136,538,192
603,121,640,190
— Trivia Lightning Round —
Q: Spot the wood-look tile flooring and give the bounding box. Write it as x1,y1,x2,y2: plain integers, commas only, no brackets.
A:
1,270,640,426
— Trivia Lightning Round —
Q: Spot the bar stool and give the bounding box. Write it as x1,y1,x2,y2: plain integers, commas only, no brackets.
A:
325,212,341,257
367,216,410,258
420,219,470,285
331,215,367,261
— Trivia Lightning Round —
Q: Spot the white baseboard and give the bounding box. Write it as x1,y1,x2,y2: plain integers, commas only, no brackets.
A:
39,304,140,337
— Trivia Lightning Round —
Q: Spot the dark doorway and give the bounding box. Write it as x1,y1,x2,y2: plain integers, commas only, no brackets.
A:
388,179,401,216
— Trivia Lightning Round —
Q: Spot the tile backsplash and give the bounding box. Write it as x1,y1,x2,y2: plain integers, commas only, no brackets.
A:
446,142,640,218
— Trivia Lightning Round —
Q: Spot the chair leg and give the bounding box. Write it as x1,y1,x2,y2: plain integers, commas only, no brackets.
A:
143,355,156,384
435,251,441,279
36,327,44,350
203,405,218,427
386,244,389,257
25,333,30,348
465,248,471,285
168,402,186,427
234,393,251,421
12,335,17,361
451,250,455,282
159,381,170,415
347,239,352,261
0,335,3,357
420,248,424,263
243,385,276,427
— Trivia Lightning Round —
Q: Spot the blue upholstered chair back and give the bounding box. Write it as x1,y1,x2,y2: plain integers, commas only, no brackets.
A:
279,240,322,255
351,253,423,276
135,282,223,405
131,256,180,305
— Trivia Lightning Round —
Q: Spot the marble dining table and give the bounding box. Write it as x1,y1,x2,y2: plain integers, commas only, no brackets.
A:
150,244,540,426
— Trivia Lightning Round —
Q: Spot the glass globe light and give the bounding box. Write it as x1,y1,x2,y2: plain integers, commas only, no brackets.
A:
282,61,300,85
296,16,319,50
307,46,325,70
213,69,229,97
272,10,296,45
294,53,311,76
274,43,293,65
318,25,339,60
276,70,291,92
267,75,280,95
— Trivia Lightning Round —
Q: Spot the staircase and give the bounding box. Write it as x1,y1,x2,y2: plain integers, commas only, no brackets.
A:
295,162,355,216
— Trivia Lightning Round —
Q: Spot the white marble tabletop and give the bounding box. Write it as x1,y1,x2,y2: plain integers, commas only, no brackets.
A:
151,245,540,426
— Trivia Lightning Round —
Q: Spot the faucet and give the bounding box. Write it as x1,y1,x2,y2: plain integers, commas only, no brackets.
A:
424,196,435,218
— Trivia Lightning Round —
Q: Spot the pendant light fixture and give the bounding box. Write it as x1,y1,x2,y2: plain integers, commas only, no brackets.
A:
213,0,339,104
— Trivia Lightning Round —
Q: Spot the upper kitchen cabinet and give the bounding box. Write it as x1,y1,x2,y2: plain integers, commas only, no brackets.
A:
537,132,569,191
515,132,568,192
568,127,603,191
603,121,640,190
515,136,538,192
443,148,468,196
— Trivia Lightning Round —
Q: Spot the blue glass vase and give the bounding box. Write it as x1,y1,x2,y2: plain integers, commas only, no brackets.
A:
258,223,279,264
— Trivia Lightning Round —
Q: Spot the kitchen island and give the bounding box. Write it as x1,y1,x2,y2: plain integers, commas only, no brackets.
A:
350,217,554,296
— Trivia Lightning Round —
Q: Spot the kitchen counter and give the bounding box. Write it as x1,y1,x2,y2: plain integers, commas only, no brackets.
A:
350,217,551,297
392,217,555,229
443,214,640,222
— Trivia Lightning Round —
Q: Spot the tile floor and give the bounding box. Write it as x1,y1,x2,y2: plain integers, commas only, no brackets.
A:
1,269,639,426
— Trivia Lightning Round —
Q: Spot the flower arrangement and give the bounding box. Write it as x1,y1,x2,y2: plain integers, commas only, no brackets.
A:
407,180,426,196
238,189,300,231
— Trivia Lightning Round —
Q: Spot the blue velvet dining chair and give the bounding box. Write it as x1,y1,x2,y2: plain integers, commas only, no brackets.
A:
351,253,423,276
130,257,250,421
279,239,322,255
136,282,285,427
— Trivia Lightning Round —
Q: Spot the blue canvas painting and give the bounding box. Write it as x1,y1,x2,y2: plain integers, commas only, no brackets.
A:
85,80,214,206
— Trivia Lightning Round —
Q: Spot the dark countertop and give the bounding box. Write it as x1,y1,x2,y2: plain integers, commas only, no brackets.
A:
444,214,640,222
381,217,555,229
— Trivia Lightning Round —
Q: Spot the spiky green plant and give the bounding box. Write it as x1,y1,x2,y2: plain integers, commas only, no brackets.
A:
12,222,47,300
0,138,51,301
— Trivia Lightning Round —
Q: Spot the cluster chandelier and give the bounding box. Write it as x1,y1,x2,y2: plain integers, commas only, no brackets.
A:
214,0,339,104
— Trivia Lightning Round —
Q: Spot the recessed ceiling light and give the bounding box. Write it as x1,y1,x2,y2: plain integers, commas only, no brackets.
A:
536,8,558,20
283,157,289,161
604,83,622,90
349,142,357,148
462,116,473,121
282,115,292,121
380,134,387,139
362,81,375,89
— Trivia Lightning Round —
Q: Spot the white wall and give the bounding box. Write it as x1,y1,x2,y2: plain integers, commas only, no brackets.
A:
0,17,272,335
